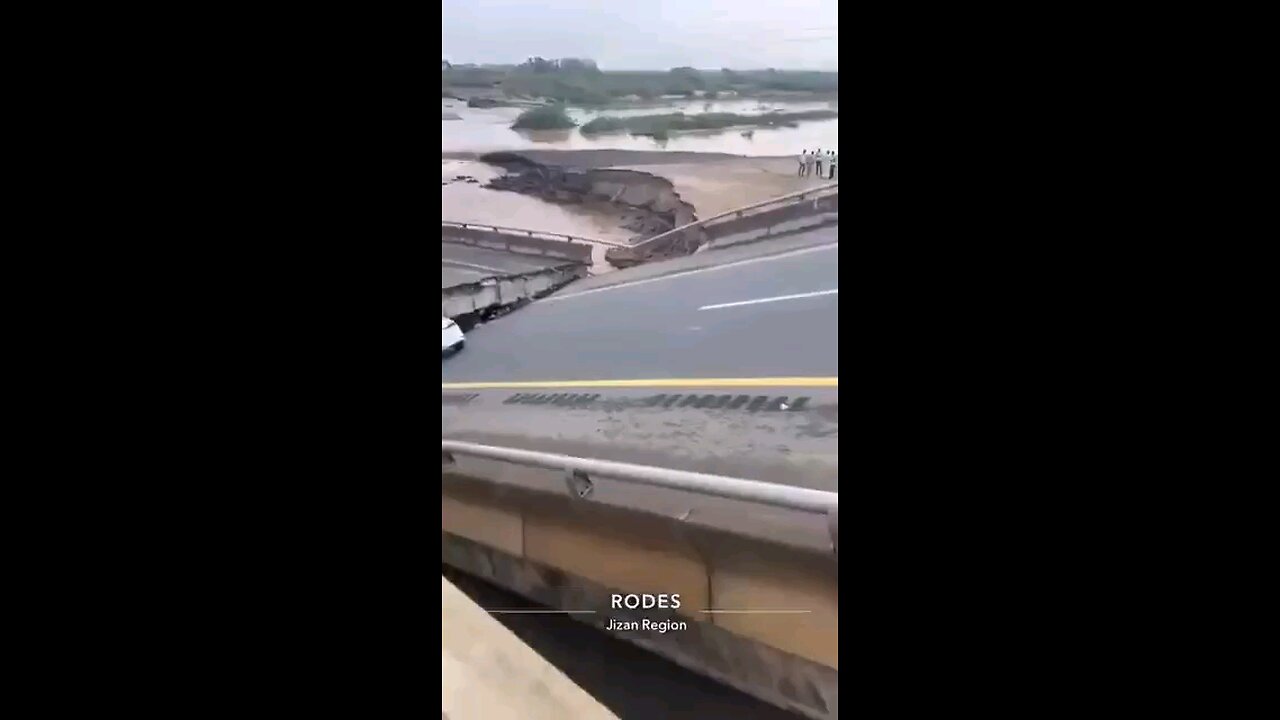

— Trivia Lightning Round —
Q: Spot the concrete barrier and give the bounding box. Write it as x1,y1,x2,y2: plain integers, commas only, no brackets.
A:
442,222,625,264
442,226,594,264
442,263,587,318
698,193,838,252
607,184,838,267
440,430,840,719
441,475,839,720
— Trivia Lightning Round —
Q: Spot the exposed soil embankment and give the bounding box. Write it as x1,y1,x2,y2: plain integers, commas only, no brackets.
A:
480,151,698,239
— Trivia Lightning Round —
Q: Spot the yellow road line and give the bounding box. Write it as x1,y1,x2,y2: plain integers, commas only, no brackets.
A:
441,377,838,390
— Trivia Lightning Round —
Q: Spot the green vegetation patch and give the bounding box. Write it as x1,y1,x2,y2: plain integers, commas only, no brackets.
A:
580,110,837,136
510,105,578,130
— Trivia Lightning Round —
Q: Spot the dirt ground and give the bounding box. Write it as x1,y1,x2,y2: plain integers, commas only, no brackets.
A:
616,156,836,218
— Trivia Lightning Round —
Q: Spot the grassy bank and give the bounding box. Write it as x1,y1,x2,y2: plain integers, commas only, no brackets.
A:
443,60,837,106
579,110,837,137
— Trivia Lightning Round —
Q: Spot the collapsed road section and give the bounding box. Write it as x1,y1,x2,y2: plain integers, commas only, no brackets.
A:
480,151,699,239
442,223,600,327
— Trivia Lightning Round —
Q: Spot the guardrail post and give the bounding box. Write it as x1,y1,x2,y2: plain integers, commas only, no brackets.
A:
828,504,838,556
564,469,594,499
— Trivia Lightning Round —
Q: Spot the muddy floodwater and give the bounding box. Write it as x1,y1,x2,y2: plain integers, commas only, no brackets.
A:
441,97,839,245
442,161,635,243
442,98,838,156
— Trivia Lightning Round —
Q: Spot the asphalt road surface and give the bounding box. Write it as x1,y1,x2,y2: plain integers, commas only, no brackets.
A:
441,226,838,382
441,243,566,289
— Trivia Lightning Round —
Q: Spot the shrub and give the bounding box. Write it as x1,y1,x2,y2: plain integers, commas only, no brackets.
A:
510,105,577,130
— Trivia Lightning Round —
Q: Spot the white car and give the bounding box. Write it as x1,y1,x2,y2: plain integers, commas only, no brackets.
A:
442,316,465,353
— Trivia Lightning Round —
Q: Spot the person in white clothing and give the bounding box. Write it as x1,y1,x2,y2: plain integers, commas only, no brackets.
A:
797,150,808,176
828,150,837,179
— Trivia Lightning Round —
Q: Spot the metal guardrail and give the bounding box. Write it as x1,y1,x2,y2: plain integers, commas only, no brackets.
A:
627,182,839,253
442,221,629,248
442,439,838,554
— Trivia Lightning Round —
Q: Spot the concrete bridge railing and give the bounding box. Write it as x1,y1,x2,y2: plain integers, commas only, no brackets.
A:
443,222,628,248
606,183,839,267
442,223,596,265
443,439,840,535
441,437,840,719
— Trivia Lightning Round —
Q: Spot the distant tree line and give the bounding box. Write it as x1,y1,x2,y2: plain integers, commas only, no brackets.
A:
442,60,837,106
516,57,599,73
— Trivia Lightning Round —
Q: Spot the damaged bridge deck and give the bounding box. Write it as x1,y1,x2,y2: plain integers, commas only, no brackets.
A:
441,223,604,319
442,243,569,288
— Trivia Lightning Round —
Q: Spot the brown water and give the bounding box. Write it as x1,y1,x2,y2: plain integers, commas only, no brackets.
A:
442,98,838,156
440,98,839,251
442,161,635,244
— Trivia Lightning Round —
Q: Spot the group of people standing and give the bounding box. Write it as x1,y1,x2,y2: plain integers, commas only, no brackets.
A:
797,148,837,179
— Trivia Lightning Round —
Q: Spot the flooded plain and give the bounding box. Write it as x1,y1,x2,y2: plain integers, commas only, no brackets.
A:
441,97,838,242
442,160,634,243
441,98,838,156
